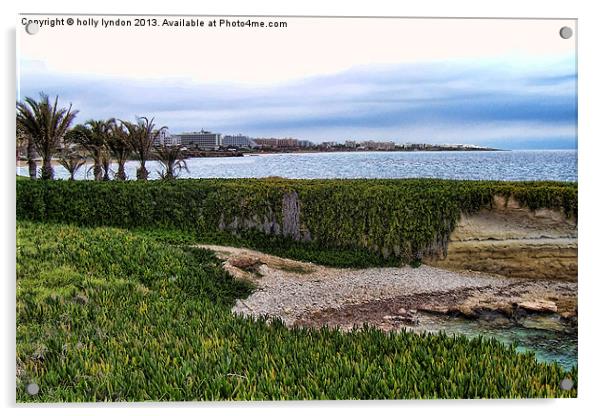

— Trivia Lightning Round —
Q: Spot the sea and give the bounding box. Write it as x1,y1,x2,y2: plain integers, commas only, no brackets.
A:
17,149,578,182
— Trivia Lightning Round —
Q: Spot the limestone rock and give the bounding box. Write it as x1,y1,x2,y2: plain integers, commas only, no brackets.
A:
517,300,558,313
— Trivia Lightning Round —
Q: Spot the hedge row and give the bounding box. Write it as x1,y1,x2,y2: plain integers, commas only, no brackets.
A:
16,178,578,262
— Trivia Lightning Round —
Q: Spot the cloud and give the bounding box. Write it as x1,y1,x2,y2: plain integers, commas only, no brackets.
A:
17,54,576,149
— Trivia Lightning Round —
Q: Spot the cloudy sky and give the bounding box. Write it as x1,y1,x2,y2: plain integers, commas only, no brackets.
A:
18,16,577,149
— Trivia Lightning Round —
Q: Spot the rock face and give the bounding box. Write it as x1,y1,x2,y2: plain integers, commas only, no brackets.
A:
217,192,577,281
426,196,577,281
281,191,301,240
217,191,313,241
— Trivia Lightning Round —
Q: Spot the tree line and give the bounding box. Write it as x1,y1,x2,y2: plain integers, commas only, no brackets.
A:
16,92,188,181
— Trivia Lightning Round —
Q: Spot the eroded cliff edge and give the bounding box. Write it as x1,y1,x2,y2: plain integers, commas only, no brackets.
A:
426,196,577,281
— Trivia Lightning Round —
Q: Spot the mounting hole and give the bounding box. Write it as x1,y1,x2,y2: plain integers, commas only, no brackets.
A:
559,26,573,40
560,378,574,391
25,22,40,35
26,382,40,395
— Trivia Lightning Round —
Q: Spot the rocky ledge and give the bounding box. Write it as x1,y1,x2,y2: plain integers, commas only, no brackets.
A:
299,279,577,333
426,196,577,281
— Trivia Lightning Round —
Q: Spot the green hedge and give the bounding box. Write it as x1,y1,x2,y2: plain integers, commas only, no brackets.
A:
16,178,577,262
17,221,577,400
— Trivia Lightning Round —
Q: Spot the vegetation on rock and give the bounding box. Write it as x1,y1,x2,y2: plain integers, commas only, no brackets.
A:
17,178,577,264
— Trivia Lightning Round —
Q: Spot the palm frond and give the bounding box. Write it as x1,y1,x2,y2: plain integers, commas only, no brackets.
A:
16,92,78,179
154,144,188,180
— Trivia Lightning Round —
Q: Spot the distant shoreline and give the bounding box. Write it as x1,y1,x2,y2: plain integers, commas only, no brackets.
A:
182,147,507,158
245,148,506,156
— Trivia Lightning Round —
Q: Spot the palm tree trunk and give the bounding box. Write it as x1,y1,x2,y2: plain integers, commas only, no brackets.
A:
26,140,37,179
116,162,127,180
41,155,54,180
102,163,111,181
137,159,148,180
93,164,102,181
92,154,103,181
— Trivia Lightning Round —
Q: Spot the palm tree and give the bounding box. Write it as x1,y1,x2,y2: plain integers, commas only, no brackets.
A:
67,120,113,180
125,117,166,180
16,124,36,179
58,148,87,180
17,104,39,180
107,121,132,180
64,124,93,177
99,147,112,181
155,145,189,180
17,93,78,180
88,119,115,181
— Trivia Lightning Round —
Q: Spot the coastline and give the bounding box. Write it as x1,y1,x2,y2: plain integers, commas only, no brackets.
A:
243,147,505,156
205,244,577,369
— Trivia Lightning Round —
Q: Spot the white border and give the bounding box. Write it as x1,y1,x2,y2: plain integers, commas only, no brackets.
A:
3,1,600,415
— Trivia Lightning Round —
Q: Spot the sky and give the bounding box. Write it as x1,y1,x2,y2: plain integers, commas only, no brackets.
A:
17,16,577,149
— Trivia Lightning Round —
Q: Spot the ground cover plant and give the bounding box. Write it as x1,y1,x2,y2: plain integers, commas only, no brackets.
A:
16,221,577,401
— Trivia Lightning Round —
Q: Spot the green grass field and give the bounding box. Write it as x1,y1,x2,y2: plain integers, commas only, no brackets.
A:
16,220,577,401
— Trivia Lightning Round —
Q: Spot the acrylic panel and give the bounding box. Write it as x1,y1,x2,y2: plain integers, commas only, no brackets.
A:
16,15,577,401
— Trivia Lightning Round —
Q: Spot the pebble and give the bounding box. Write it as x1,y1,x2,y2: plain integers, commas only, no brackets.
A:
203,244,576,328
232,262,508,325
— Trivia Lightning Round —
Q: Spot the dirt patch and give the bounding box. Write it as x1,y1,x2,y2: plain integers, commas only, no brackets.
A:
295,280,577,332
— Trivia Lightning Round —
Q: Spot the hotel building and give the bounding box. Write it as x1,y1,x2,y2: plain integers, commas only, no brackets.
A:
175,130,222,150
222,134,258,148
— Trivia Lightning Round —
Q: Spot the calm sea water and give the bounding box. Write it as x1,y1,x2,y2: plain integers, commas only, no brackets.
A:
418,313,577,370
18,150,577,181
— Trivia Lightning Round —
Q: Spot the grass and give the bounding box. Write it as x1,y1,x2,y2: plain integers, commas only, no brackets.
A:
135,227,401,268
275,264,315,275
16,220,577,401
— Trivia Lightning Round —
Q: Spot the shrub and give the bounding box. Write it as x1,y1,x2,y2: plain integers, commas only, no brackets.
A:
16,178,577,264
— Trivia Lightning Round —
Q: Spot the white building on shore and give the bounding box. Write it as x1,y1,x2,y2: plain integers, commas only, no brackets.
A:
174,130,222,150
222,134,258,148
152,129,181,146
